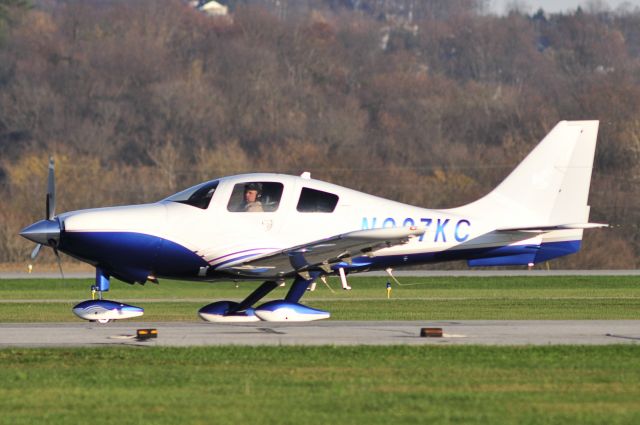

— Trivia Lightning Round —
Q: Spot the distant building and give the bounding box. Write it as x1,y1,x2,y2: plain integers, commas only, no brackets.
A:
194,0,229,16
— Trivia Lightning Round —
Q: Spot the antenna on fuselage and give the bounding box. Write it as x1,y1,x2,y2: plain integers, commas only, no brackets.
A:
385,268,406,286
318,276,336,293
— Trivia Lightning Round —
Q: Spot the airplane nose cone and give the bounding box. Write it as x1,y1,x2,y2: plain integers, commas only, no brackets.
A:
20,219,61,246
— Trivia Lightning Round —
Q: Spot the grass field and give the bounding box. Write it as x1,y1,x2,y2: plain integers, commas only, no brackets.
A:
1,275,639,321
2,276,640,424
1,345,639,425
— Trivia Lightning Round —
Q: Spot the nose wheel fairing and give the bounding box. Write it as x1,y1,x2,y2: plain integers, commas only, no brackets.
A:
72,268,144,323
72,300,144,323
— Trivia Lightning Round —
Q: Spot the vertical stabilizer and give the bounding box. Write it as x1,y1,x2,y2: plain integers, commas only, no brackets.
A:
449,121,599,227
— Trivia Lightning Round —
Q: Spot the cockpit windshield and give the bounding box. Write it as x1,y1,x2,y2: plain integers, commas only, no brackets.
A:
163,180,219,209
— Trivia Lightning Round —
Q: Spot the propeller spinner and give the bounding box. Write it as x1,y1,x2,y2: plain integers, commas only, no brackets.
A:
19,157,64,275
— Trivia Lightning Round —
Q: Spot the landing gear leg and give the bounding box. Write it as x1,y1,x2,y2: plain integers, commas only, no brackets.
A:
285,272,321,303
252,273,331,321
199,273,331,322
91,268,111,323
91,268,110,301
230,280,280,313
198,280,281,322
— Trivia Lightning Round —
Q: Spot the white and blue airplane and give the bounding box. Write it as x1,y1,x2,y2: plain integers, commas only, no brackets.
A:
20,120,605,323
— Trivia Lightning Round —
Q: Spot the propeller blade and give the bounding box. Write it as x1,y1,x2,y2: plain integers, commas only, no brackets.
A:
46,157,55,220
30,244,42,260
54,248,65,283
25,157,64,272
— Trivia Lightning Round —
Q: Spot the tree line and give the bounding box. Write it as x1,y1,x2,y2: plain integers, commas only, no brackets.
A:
1,0,639,267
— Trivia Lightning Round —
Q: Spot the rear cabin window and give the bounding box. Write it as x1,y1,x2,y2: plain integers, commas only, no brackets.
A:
227,182,284,212
296,187,339,213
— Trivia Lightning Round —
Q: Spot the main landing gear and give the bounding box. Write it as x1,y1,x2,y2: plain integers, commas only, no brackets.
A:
72,268,144,324
199,272,330,323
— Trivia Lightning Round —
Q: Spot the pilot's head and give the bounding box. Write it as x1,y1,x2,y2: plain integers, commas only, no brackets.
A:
244,182,262,203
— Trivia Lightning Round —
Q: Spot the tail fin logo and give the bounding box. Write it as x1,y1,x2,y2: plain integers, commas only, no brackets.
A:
531,168,554,190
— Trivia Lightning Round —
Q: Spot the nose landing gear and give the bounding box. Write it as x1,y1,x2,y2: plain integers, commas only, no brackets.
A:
72,268,144,323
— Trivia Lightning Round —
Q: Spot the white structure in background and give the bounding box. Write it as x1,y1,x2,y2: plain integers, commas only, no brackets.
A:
189,1,228,16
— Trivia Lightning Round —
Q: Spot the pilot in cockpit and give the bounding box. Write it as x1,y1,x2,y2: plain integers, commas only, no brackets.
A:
242,183,264,212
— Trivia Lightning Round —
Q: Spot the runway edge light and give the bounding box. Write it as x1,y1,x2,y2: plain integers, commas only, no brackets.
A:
420,327,443,338
136,328,158,340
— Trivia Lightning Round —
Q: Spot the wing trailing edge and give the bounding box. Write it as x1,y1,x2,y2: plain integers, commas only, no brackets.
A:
217,226,425,278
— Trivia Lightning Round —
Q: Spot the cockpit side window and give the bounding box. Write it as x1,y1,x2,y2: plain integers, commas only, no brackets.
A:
297,187,339,212
227,182,284,212
164,180,219,209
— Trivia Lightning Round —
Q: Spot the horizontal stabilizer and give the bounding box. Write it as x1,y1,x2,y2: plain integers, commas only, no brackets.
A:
496,222,608,233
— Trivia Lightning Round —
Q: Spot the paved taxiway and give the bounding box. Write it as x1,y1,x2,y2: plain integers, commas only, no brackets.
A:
1,321,639,347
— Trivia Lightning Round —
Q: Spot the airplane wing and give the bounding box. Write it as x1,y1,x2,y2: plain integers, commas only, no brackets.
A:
216,227,425,278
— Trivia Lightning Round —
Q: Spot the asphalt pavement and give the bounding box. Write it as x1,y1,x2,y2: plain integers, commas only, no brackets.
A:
1,320,638,347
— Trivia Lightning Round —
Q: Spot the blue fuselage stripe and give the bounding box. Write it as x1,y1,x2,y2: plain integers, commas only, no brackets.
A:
60,231,207,280
59,231,580,280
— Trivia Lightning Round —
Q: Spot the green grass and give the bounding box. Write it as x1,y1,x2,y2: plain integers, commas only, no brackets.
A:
2,275,640,299
1,275,640,321
1,345,639,425
2,278,640,424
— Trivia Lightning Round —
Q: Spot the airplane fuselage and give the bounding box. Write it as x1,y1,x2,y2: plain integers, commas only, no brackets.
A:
54,173,581,284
